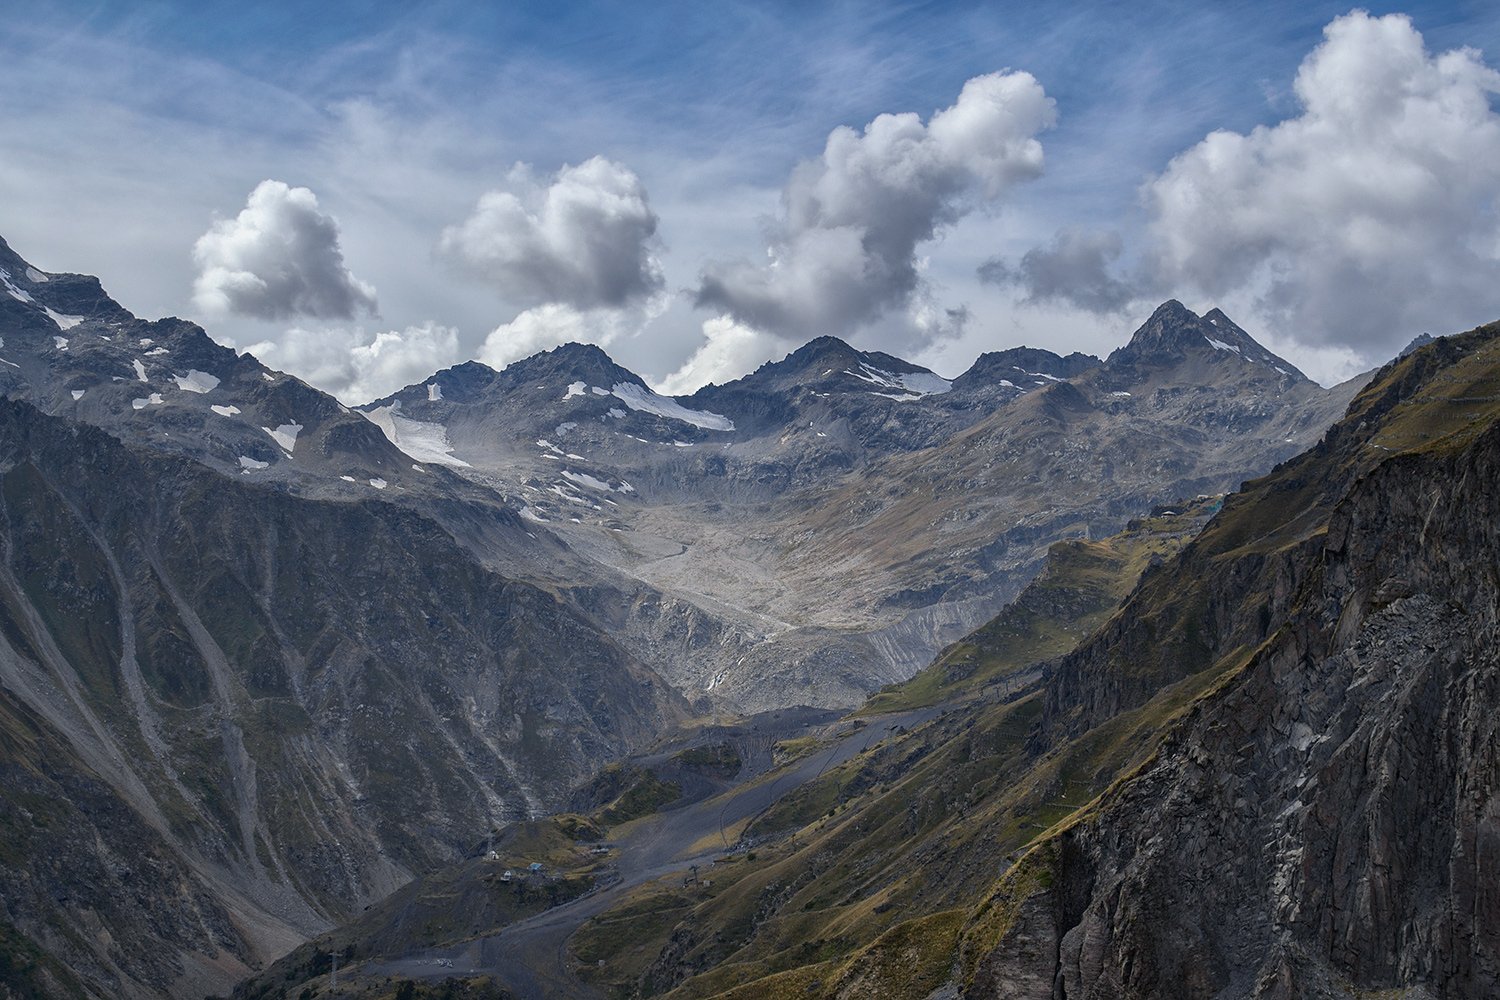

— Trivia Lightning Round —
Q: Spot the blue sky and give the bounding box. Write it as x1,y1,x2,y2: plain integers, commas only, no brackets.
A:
4,2,1500,398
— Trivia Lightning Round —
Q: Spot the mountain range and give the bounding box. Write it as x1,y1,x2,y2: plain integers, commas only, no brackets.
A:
0,234,1386,997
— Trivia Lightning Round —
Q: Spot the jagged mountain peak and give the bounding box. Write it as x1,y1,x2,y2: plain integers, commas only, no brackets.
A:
704,335,949,404
779,335,924,375
497,340,647,390
1398,332,1435,358
369,340,662,414
952,345,1101,392
0,236,133,330
1107,300,1307,380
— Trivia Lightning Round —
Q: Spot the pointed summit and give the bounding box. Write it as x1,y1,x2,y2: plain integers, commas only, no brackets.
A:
1106,301,1308,381
706,334,944,398
1107,300,1207,366
496,341,647,392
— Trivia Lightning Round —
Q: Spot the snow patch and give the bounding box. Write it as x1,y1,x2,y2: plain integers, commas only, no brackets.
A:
210,404,241,417
1205,337,1241,354
427,382,442,401
0,269,33,303
46,309,82,330
71,389,85,401
173,369,220,393
131,393,164,409
607,407,625,419
238,456,268,471
846,362,951,398
562,470,614,492
144,347,169,356
564,381,586,399
261,372,275,382
369,478,388,489
363,404,470,467
555,421,577,436
520,506,548,522
340,475,357,483
24,267,48,283
611,382,734,430
672,440,693,447
132,359,148,382
1110,391,1132,398
591,386,609,396
52,336,68,351
998,379,1016,388
138,339,154,347
262,422,302,454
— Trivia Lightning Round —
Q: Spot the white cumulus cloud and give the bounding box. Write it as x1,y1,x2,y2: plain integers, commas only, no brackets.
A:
193,180,377,321
1144,11,1500,356
477,302,650,371
440,156,663,310
248,322,458,404
657,315,779,395
696,71,1055,346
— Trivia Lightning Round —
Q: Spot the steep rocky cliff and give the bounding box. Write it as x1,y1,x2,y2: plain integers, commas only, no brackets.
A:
966,328,1500,998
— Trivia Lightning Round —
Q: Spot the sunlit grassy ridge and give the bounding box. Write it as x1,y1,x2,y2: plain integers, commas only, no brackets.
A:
862,502,1213,714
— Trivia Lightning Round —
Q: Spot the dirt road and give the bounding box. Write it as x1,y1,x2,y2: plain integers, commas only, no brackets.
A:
367,704,945,997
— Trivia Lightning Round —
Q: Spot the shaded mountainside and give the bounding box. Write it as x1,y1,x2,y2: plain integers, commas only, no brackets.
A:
0,398,684,999
522,324,1500,999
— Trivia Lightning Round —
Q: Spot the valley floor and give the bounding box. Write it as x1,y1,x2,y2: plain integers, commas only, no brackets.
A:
344,704,946,998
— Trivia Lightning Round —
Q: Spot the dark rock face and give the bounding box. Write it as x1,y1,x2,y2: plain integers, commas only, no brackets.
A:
0,398,683,998
969,333,1500,999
